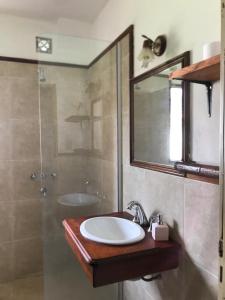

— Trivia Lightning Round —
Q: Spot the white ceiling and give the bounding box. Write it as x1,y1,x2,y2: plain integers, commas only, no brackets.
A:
0,0,108,22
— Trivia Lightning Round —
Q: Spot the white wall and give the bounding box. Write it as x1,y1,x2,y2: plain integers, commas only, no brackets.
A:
92,0,221,164
91,0,220,75
0,13,109,64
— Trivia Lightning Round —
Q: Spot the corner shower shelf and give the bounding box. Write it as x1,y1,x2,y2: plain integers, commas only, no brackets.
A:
65,115,102,123
169,54,220,117
65,115,90,123
63,212,180,287
73,148,102,157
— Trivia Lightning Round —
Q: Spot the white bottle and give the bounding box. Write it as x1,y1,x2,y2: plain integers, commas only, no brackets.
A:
152,214,169,241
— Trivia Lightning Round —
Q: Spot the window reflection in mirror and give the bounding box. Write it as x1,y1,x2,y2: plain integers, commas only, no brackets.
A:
130,52,190,175
169,82,182,162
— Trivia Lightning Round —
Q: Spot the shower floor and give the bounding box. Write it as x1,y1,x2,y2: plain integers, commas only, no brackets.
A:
0,273,43,300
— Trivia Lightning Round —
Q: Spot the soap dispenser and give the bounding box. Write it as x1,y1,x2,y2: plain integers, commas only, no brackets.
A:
151,214,169,241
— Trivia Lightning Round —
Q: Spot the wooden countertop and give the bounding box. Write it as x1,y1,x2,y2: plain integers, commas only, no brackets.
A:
63,212,181,287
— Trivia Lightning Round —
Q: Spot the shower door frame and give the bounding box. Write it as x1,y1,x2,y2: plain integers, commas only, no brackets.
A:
37,26,134,300
220,1,225,299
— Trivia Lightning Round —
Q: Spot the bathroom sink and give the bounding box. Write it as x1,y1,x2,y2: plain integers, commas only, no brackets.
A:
80,216,145,245
57,193,99,207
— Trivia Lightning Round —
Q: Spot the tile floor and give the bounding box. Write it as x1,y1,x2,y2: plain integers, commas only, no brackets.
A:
0,273,43,300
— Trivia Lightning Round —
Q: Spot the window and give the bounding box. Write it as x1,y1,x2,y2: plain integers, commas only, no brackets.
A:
36,37,52,54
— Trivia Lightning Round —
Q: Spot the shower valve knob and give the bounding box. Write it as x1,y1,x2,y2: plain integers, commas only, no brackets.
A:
40,187,47,197
30,172,37,180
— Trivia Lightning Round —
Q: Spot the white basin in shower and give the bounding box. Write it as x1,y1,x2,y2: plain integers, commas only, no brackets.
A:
57,193,99,207
80,216,145,245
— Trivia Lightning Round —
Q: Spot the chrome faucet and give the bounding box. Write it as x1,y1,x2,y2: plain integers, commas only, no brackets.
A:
82,179,89,185
127,201,149,227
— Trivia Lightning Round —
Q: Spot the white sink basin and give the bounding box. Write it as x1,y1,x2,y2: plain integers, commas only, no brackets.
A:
57,193,99,207
80,216,145,245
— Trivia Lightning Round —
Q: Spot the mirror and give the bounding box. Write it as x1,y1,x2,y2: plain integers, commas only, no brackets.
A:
130,52,190,175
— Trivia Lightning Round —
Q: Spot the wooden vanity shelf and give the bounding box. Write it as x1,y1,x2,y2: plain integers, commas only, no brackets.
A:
170,54,220,117
63,212,181,287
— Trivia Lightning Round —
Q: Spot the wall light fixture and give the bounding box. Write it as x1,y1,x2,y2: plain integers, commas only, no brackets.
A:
138,35,167,68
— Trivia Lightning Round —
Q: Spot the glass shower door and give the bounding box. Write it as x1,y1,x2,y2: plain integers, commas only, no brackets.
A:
38,35,119,300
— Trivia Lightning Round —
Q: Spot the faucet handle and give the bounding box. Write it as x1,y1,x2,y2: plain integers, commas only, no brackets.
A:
132,206,140,223
127,202,140,223
127,201,149,227
148,215,158,232
127,201,135,209
82,179,89,185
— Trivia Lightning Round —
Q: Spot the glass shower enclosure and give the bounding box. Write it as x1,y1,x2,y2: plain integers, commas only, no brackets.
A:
38,34,122,300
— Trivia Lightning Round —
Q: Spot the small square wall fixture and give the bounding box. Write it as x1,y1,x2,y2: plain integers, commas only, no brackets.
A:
36,36,52,54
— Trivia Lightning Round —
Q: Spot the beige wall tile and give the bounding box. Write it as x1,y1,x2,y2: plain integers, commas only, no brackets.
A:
12,274,43,300
0,62,37,79
184,180,219,276
10,78,39,120
0,202,13,243
55,156,87,195
39,84,57,123
0,121,12,160
0,161,12,201
0,243,13,283
136,259,185,300
0,78,12,120
124,280,154,300
11,120,40,160
102,116,117,162
120,33,219,300
102,69,117,117
120,35,130,59
102,160,117,209
183,256,218,300
6,62,38,79
121,55,130,115
13,199,42,240
0,281,13,300
86,157,102,194
13,238,43,279
123,166,184,241
11,160,41,201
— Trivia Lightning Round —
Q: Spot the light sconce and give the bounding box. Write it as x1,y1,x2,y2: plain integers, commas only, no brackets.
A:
138,35,167,68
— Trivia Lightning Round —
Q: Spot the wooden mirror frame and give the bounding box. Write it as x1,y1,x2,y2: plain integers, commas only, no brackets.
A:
130,52,191,177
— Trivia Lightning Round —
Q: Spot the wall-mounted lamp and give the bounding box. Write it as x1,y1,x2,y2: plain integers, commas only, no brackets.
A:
138,35,167,68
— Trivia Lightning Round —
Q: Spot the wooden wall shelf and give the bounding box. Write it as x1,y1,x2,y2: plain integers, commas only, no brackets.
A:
63,212,181,287
170,54,220,118
169,54,220,82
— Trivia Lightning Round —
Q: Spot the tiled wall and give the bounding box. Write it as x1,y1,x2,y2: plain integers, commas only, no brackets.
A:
0,49,119,298
39,65,89,200
0,34,218,300
86,46,118,213
0,61,96,300
120,35,219,300
38,62,118,300
0,62,43,295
